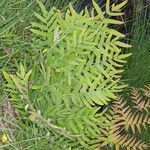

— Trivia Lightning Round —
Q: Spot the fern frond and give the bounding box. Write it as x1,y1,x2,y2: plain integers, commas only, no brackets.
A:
96,87,150,150
3,0,132,149
143,84,150,98
131,87,150,113
31,0,131,107
30,0,131,146
113,96,150,134
3,64,32,118
98,107,149,150
106,0,127,16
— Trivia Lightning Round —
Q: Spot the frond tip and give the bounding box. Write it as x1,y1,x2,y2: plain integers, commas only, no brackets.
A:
106,0,128,16
131,87,150,112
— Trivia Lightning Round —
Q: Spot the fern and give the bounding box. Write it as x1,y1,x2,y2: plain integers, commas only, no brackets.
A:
31,0,131,106
3,64,78,139
2,0,131,149
3,64,32,118
131,87,150,112
98,85,150,150
113,96,150,134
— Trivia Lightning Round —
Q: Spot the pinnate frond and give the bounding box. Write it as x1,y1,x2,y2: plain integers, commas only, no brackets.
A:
143,84,150,98
131,87,150,113
3,64,32,117
97,88,150,150
98,108,149,150
2,0,132,149
113,96,150,134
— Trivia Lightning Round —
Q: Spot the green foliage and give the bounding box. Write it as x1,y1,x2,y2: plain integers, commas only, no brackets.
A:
31,0,131,104
0,0,35,35
123,3,150,88
3,64,32,118
122,4,150,146
1,0,131,149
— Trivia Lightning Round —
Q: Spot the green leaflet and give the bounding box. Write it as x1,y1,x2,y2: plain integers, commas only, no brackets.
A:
106,0,125,16
3,71,15,88
31,22,48,31
92,0,104,20
33,11,47,23
112,0,128,12
30,29,47,38
36,0,47,17
115,41,132,48
103,18,124,25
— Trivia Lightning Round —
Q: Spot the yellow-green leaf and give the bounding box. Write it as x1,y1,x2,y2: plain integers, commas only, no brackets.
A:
103,18,124,25
30,29,47,37
112,0,128,12
33,11,47,24
36,0,47,17
115,41,132,48
31,22,48,31
92,0,104,20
